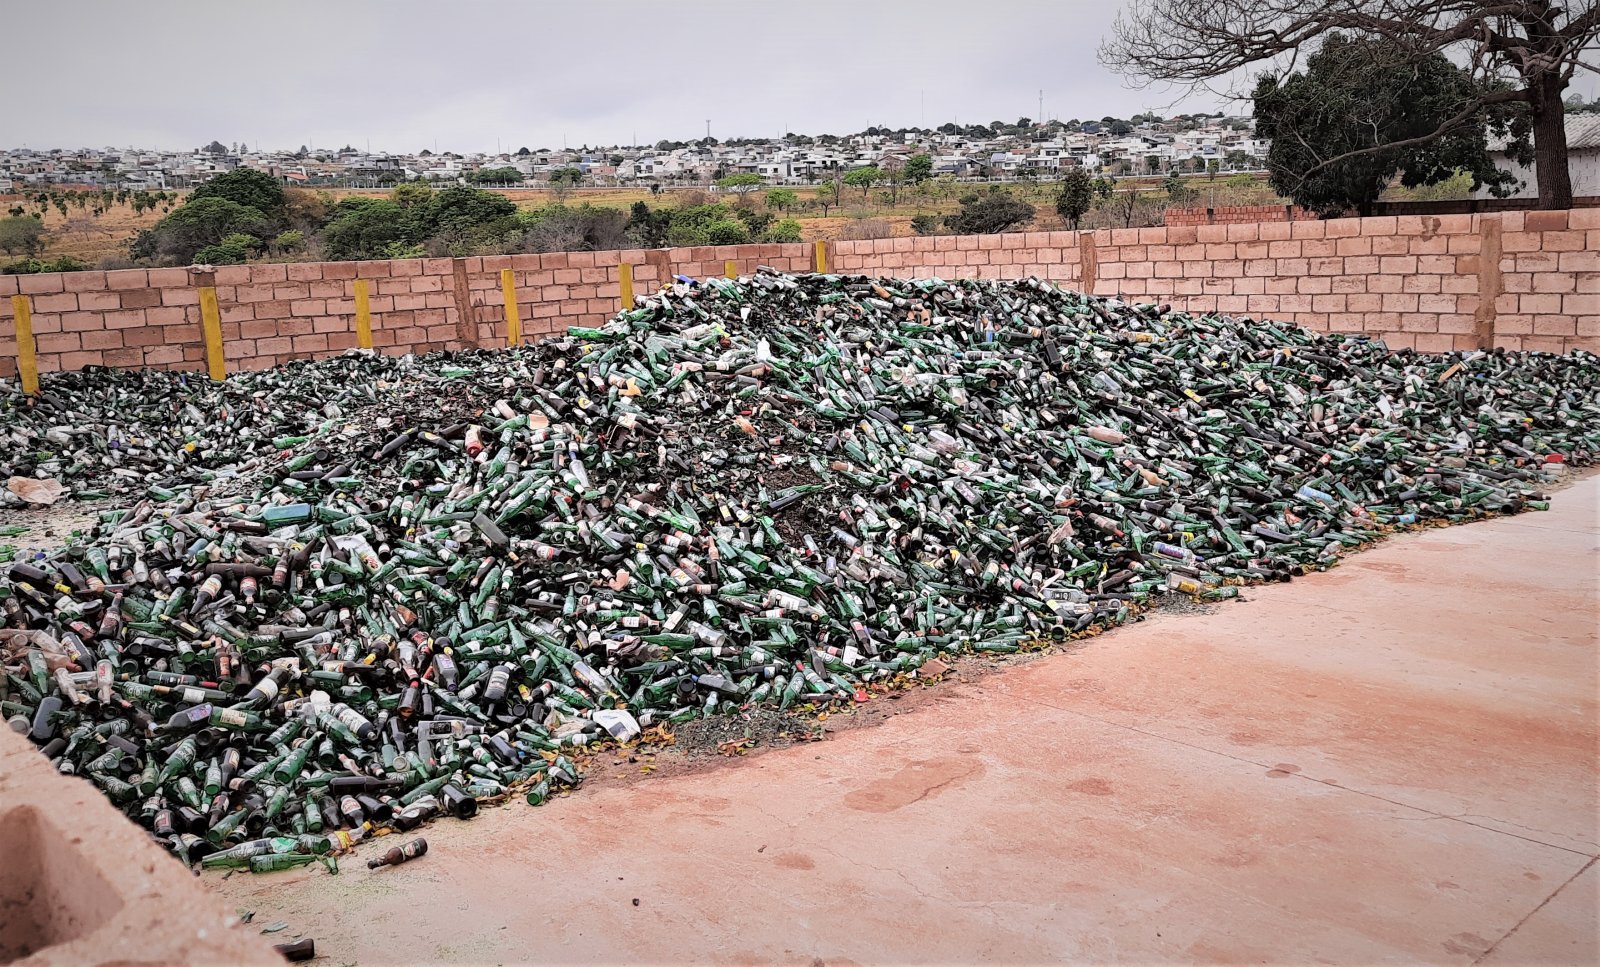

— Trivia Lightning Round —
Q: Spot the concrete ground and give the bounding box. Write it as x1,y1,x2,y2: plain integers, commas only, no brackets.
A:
211,476,1599,965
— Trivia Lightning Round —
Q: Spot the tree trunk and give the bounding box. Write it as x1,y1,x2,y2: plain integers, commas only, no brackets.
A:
1530,75,1573,210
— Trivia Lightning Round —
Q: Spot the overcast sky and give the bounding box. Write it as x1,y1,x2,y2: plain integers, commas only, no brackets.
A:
10,0,1597,154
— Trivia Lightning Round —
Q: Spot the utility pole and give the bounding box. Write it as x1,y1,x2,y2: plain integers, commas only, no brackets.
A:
705,119,711,140
1038,90,1043,126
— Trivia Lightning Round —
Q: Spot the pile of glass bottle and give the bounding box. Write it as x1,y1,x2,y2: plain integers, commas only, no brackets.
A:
3,269,1595,869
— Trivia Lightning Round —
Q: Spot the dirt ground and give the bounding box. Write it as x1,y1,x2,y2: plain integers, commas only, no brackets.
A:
0,499,107,556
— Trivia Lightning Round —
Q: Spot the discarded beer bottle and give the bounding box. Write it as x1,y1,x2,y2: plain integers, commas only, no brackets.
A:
367,837,429,869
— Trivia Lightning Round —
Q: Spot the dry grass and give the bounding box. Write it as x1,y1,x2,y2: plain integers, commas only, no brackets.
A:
2,194,170,266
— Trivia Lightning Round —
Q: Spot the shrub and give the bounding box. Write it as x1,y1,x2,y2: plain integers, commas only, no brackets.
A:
764,218,803,243
320,200,420,260
3,255,85,274
130,197,270,264
194,233,261,265
705,219,752,246
943,188,1035,234
0,215,46,256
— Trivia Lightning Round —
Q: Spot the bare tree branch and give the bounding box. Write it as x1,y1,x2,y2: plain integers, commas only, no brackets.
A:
1100,0,1594,208
1285,87,1532,187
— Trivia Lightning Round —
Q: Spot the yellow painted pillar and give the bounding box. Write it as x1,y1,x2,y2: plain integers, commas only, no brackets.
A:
724,260,737,279
10,295,39,395
500,269,522,346
618,263,635,309
813,240,829,274
353,278,373,349
198,285,225,381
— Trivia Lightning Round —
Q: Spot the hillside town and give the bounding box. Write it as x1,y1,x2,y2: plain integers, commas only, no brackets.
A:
0,115,1267,192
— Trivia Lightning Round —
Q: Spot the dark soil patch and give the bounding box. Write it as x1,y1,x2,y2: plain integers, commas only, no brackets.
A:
672,706,825,757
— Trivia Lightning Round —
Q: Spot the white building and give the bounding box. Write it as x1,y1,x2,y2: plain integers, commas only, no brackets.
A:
1478,113,1600,199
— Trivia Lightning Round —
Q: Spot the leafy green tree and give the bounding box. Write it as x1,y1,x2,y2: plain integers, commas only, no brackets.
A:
194,233,262,265
843,166,881,202
469,166,524,184
1104,0,1597,209
190,168,286,219
0,216,47,256
910,214,941,235
320,200,419,260
390,183,435,209
625,201,672,248
130,197,269,264
423,185,518,236
548,167,585,187
1253,33,1523,217
706,219,752,245
1054,168,1095,230
765,188,798,211
662,204,745,246
1206,158,1221,179
943,188,1035,234
735,208,774,235
1223,149,1254,169
273,229,305,253
904,153,934,184
716,173,765,194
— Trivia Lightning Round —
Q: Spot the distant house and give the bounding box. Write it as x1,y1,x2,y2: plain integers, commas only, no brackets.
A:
1478,113,1600,199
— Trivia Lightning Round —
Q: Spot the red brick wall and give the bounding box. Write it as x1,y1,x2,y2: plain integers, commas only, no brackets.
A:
0,244,814,377
1164,205,1312,226
832,211,1598,354
1,212,1594,376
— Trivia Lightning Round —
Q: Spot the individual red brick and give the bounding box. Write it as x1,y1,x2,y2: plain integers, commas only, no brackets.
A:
32,292,77,312
102,309,147,329
146,268,190,287
80,330,124,350
62,271,108,291
120,289,162,309
121,327,167,347
1523,210,1568,232
105,269,151,290
19,273,65,294
60,311,104,331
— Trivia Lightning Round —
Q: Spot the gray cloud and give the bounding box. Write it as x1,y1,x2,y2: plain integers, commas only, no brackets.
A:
11,0,1593,153
8,0,1221,151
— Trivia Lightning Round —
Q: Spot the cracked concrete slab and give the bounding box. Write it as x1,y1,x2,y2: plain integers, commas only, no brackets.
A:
207,477,1599,965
